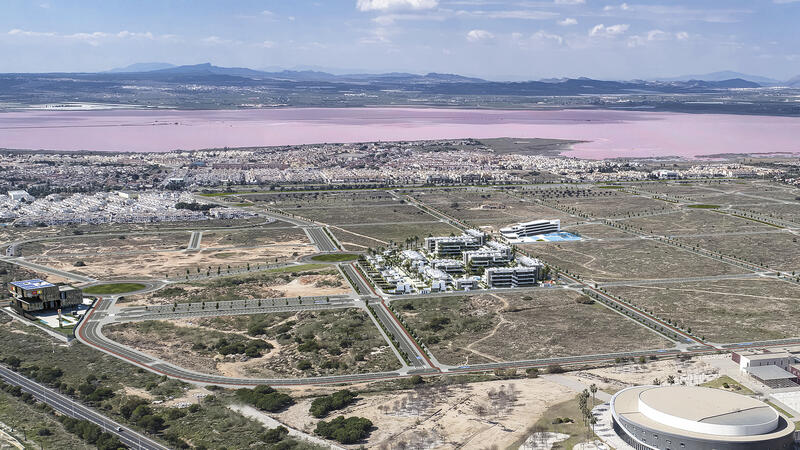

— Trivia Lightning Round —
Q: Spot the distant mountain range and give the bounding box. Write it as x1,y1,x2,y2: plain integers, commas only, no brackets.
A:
100,62,800,88
97,62,765,88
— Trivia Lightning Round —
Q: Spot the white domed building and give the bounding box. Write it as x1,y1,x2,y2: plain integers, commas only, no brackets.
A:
610,385,795,450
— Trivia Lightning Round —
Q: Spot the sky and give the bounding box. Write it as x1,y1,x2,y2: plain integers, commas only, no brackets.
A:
2,0,800,80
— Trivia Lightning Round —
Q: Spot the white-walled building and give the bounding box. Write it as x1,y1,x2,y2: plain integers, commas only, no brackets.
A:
500,219,560,239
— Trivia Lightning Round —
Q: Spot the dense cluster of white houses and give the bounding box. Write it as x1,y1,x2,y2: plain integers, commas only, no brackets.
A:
362,229,545,294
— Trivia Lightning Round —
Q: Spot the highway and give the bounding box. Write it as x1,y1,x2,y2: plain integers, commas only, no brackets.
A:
0,256,96,283
305,226,339,252
0,364,168,450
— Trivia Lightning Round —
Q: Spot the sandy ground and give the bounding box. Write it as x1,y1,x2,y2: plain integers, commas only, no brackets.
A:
28,240,314,279
573,357,719,393
276,377,574,449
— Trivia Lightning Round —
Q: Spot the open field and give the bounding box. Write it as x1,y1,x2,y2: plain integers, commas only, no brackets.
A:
393,290,672,366
407,189,573,229
0,390,89,449
125,264,348,305
521,239,749,282
605,278,800,342
105,308,400,378
276,376,575,449
27,241,314,280
241,190,398,208
734,202,800,224
332,222,462,249
17,232,190,257
200,226,309,248
623,209,779,235
549,192,677,218
682,232,800,271
289,204,433,225
565,223,638,240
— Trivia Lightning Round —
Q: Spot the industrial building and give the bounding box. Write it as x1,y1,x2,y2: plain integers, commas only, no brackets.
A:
731,350,799,388
610,385,794,450
500,219,560,239
8,279,82,312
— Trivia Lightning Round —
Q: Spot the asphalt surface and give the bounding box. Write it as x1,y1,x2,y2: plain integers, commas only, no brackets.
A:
369,301,429,369
305,227,339,252
0,257,96,283
186,231,202,250
0,364,168,450
340,263,374,296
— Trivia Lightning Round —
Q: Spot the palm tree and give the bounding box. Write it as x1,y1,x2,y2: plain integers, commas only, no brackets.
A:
589,384,597,408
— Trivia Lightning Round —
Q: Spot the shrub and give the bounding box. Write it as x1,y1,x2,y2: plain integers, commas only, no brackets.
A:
236,385,294,412
310,390,358,418
315,416,373,444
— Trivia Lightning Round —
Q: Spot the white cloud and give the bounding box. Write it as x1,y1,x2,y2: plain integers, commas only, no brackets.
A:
259,40,276,48
627,30,691,47
646,29,668,41
676,31,690,40
356,0,438,12
603,3,630,11
201,36,242,46
589,23,629,37
531,30,564,44
466,29,494,42
8,29,161,46
558,17,577,25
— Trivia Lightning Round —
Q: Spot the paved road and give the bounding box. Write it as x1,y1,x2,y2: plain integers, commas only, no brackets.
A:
0,364,168,450
0,257,96,283
305,227,339,252
369,301,429,369
340,263,374,296
186,231,202,250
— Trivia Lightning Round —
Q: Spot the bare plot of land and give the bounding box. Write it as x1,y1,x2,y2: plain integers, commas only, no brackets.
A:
334,222,462,248
19,233,189,257
126,265,349,305
104,308,400,378
605,278,800,343
623,209,776,236
277,376,575,450
288,204,434,225
565,223,639,240
393,290,671,366
733,203,800,224
681,233,800,271
522,239,749,282
628,182,725,198
28,242,313,280
201,226,308,248
552,193,678,218
242,190,397,208
691,192,783,207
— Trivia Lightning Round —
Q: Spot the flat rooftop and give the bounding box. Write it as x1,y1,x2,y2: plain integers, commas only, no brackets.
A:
746,365,796,381
9,279,55,290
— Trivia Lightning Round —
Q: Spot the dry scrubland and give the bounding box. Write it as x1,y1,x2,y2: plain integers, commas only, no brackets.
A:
408,189,573,229
278,377,575,449
125,265,349,305
200,226,310,248
332,223,462,250
522,238,748,282
622,209,778,235
393,290,671,366
28,243,314,280
105,309,400,378
19,233,189,257
605,278,800,342
682,232,800,271
550,192,678,218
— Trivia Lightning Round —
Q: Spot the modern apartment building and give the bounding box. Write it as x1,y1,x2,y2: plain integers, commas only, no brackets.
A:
483,266,539,288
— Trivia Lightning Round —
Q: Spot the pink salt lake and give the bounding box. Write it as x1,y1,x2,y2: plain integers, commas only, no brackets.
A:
1,108,799,159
